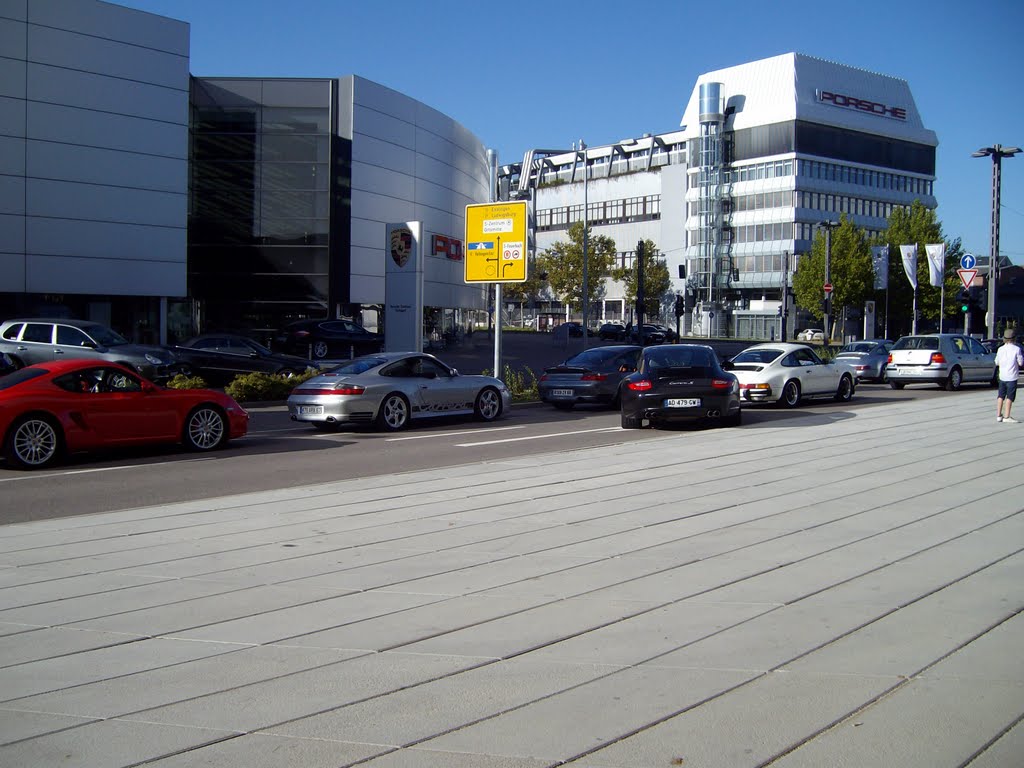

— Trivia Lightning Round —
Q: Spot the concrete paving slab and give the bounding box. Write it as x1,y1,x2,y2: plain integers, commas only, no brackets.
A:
0,708,97,745
0,637,246,703
570,669,899,767
0,626,140,668
966,718,1024,768
7,645,365,719
143,732,386,767
767,677,1024,768
266,656,613,747
419,664,760,762
340,748,552,767
116,652,480,732
285,594,547,652
68,582,359,636
168,589,450,645
0,718,233,768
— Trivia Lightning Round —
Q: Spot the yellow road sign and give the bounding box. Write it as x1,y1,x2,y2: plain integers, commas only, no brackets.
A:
464,201,528,283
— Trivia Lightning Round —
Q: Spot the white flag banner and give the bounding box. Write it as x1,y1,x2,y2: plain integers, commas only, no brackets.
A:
900,244,918,290
925,243,945,288
871,246,889,290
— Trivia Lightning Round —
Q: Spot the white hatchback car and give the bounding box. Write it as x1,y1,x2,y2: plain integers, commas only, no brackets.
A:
886,334,996,390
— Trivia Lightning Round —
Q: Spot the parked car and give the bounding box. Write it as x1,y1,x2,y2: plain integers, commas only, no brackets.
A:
796,328,825,342
171,334,320,385
273,318,383,360
0,318,181,382
539,345,642,410
0,352,15,377
287,351,511,432
725,342,856,407
646,323,680,342
620,343,741,429
885,334,996,391
834,339,894,383
552,321,584,339
627,324,667,346
981,338,1002,354
0,360,248,470
598,322,626,341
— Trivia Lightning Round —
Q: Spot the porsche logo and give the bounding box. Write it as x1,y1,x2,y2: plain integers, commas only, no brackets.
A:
390,227,413,268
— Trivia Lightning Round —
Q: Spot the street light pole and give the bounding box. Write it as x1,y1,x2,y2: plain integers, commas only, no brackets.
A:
972,144,1020,339
818,221,840,343
580,140,589,348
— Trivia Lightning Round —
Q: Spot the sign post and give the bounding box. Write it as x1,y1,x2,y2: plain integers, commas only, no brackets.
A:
465,201,528,380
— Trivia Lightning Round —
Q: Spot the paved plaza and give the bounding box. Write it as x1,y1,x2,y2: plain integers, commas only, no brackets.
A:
0,389,1022,767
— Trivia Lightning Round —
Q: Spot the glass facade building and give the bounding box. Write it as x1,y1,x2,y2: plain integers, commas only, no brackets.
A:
189,78,346,338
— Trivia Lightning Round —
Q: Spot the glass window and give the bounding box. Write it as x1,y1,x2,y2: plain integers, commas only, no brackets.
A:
22,323,53,343
2,323,23,341
56,326,92,346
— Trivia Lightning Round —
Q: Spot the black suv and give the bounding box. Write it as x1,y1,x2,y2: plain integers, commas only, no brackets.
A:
0,318,181,381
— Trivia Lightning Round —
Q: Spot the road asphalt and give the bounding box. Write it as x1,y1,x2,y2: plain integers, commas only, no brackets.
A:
0,387,1021,767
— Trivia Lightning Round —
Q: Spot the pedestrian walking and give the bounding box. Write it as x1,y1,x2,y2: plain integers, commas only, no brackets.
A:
996,328,1023,423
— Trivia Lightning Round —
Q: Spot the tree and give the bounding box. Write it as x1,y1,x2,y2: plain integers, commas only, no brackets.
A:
792,214,873,341
876,201,962,335
610,239,672,320
539,221,617,321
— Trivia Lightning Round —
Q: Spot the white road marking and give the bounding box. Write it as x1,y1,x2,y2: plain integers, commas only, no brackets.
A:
456,426,621,447
386,426,525,441
0,458,211,482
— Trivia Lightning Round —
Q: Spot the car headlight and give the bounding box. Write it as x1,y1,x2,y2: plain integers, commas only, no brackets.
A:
144,353,165,365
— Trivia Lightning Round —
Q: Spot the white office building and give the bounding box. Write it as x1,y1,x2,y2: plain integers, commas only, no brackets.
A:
502,52,938,339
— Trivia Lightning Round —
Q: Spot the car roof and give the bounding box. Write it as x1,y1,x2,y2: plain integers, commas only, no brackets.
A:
744,342,816,351
20,359,137,375
1,317,98,327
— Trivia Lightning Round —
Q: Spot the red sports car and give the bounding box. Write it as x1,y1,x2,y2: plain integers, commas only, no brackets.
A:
0,360,249,470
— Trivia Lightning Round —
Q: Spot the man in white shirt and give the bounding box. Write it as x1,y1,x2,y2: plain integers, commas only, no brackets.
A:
996,327,1024,423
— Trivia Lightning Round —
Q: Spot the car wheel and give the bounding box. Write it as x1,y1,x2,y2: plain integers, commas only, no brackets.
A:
312,341,329,359
277,368,296,378
889,380,905,390
621,411,642,429
8,356,25,369
879,368,888,384
779,380,801,408
724,408,742,427
945,367,963,391
474,387,503,422
834,374,854,402
4,414,63,470
376,393,410,431
183,406,228,451
990,370,999,388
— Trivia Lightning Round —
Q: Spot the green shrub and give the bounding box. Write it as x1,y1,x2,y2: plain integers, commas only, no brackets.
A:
165,372,208,389
484,365,539,403
224,367,320,402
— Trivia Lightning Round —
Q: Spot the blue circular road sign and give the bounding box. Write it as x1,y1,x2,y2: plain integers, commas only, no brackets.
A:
960,253,977,270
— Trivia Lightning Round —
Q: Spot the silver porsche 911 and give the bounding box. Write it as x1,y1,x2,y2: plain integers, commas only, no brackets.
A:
287,351,511,432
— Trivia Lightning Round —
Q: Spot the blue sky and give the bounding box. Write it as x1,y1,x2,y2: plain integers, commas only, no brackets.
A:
120,0,1023,264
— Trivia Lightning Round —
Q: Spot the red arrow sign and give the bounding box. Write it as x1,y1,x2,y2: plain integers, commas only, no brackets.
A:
823,282,833,294
957,269,977,290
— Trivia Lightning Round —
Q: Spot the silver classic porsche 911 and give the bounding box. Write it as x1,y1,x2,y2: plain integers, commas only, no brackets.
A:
287,352,511,432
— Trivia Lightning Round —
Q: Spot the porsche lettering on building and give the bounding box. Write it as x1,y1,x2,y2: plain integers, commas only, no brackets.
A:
816,90,907,120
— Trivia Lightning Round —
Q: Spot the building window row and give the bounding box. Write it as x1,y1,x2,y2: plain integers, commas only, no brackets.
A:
722,159,794,183
733,252,788,273
726,221,794,244
797,159,932,196
690,190,794,217
536,195,661,232
797,191,908,220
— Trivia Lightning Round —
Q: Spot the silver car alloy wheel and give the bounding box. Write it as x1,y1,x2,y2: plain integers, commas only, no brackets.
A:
379,394,409,430
313,341,329,359
186,407,225,450
12,417,59,467
476,388,501,421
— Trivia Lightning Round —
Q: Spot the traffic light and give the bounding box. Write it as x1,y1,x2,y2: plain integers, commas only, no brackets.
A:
674,294,686,317
684,290,695,310
821,296,832,315
957,289,969,313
